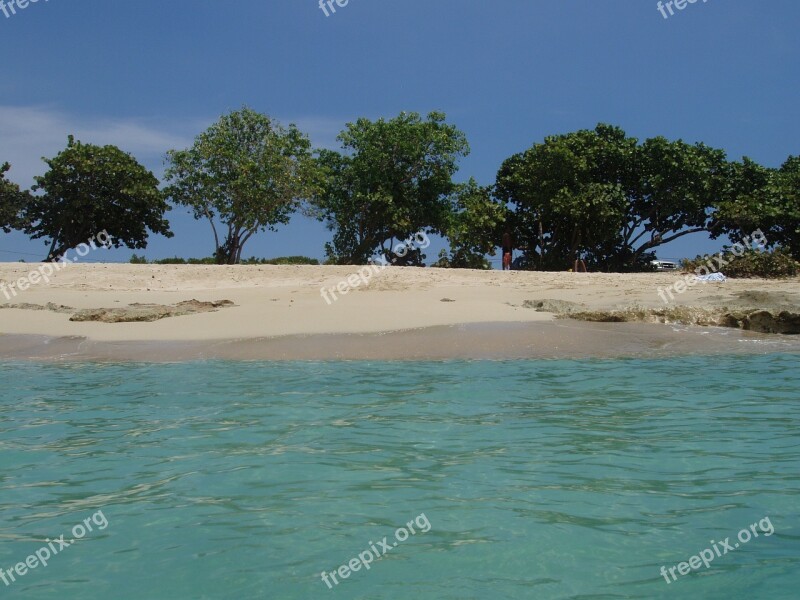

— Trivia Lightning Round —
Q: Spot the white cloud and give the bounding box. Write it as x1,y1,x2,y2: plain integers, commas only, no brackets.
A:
0,106,353,189
0,105,194,188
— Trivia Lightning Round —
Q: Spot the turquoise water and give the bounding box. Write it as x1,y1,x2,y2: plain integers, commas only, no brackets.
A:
1,355,798,599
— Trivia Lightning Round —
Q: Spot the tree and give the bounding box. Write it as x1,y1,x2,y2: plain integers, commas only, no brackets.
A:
775,156,800,257
314,111,469,264
711,157,776,241
712,155,800,258
496,124,728,271
165,108,321,264
434,178,508,269
25,137,172,261
0,162,29,233
496,125,633,270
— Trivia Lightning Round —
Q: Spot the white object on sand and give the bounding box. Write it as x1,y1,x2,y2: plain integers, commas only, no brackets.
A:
696,273,727,282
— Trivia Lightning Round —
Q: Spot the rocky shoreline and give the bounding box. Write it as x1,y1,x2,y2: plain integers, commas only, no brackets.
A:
525,292,800,335
0,300,235,323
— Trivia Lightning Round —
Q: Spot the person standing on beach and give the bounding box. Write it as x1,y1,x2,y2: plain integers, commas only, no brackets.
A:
573,251,588,273
502,232,513,271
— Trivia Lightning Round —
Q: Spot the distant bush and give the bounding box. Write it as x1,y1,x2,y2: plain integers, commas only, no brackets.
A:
681,248,799,279
186,257,217,264
128,255,319,266
431,249,490,270
155,257,188,265
240,256,320,265
129,256,206,264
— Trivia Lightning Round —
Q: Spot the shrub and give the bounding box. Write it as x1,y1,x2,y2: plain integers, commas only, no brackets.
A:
156,257,189,265
431,249,490,269
681,248,799,278
240,256,320,265
129,255,320,266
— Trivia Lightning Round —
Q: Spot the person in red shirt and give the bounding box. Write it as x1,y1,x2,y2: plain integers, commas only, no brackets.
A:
502,232,512,271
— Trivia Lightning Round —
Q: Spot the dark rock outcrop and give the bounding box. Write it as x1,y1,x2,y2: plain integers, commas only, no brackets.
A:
70,300,235,323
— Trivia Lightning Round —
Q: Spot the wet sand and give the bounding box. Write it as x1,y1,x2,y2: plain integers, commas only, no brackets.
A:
2,320,798,362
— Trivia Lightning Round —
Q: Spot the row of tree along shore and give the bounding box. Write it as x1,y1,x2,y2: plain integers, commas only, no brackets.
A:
1,108,797,272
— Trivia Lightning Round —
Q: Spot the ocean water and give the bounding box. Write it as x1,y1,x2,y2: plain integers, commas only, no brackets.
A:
0,355,798,600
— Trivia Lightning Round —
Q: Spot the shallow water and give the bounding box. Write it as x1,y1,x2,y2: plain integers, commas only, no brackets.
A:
0,355,798,599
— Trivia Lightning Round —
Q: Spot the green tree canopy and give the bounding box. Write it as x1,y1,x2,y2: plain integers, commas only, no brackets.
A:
165,107,321,264
25,137,172,261
435,178,508,269
0,162,29,234
496,124,729,271
314,111,469,264
713,155,800,257
774,156,800,256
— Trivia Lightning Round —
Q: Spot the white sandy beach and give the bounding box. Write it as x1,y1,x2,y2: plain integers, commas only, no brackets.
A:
0,264,798,344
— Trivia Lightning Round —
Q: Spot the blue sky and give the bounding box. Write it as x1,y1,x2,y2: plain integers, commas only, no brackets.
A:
1,0,798,265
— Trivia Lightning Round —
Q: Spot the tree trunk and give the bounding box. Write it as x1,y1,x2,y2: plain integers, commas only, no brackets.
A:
45,231,61,262
538,219,544,270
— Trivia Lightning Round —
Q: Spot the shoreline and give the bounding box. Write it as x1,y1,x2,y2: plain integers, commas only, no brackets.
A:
2,320,798,362
1,264,798,361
